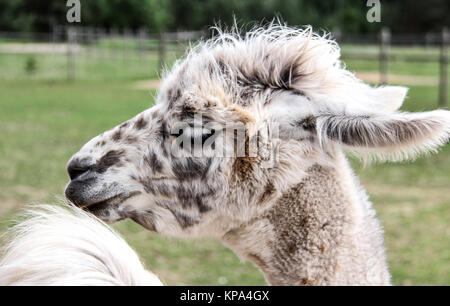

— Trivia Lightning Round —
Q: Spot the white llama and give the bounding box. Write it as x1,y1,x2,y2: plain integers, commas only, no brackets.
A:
4,25,450,286
63,25,450,285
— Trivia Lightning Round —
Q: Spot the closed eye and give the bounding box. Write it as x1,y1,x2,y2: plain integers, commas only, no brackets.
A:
171,128,218,151
170,130,183,138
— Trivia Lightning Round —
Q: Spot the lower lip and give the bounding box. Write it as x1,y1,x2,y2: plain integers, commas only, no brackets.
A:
83,200,112,214
81,193,120,207
82,192,140,213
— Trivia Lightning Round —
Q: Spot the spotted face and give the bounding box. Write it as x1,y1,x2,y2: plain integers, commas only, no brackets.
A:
65,101,232,236
65,26,450,238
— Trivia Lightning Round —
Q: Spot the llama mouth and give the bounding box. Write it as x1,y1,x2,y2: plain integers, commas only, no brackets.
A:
82,192,141,215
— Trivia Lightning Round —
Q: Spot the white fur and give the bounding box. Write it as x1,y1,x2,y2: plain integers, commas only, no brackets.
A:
0,205,162,286
60,23,450,285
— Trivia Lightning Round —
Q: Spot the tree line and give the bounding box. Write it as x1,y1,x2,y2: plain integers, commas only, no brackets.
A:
0,0,449,34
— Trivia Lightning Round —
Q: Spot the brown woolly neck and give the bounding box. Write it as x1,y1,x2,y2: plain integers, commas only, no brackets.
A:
222,164,390,285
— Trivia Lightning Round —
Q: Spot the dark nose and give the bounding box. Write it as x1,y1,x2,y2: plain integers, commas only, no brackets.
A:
67,158,93,180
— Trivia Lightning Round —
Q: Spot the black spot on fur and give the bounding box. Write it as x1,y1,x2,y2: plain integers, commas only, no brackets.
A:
134,116,148,130
298,116,316,131
175,185,212,213
154,200,199,229
144,152,163,173
180,105,196,120
95,140,107,147
140,179,156,195
172,158,210,181
112,130,122,141
95,150,125,173
174,212,198,228
156,184,171,197
138,177,172,197
151,111,160,119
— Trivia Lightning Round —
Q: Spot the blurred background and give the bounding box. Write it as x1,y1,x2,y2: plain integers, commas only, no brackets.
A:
0,0,449,285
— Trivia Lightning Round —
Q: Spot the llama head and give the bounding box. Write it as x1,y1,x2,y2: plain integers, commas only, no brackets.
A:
65,25,450,237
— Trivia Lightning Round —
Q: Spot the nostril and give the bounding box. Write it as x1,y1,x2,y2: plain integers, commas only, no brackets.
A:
67,159,92,180
68,167,89,180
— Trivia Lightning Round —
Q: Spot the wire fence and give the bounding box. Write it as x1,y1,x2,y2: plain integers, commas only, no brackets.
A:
0,25,448,107
0,26,205,82
336,27,449,107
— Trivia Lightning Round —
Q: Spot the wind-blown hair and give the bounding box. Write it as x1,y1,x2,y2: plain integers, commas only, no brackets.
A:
163,22,379,111
159,23,449,165
0,205,162,286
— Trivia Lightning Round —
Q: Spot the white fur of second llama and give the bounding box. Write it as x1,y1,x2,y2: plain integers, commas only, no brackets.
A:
0,204,162,286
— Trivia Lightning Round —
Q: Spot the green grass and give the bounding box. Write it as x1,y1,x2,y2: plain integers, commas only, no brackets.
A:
341,44,448,77
0,53,165,81
0,50,184,82
0,45,448,285
343,57,444,77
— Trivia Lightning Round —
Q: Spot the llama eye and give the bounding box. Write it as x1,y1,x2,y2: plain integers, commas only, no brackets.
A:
170,130,183,138
299,116,316,131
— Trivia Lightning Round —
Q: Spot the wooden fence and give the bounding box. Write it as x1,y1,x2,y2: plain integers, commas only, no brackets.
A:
58,26,206,81
372,27,448,107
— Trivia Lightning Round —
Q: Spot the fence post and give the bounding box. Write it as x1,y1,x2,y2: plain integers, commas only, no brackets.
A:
67,27,76,82
379,27,390,85
86,27,94,56
110,28,118,58
96,27,105,59
439,27,449,108
425,32,432,50
122,29,127,63
52,25,59,43
138,28,147,63
158,32,167,74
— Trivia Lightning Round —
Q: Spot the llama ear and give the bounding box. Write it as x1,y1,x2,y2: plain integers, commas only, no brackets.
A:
316,110,450,161
369,86,408,112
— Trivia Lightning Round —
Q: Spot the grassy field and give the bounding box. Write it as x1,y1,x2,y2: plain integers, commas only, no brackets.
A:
0,46,449,285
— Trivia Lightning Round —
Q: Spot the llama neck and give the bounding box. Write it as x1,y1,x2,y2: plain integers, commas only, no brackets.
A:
222,158,390,285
